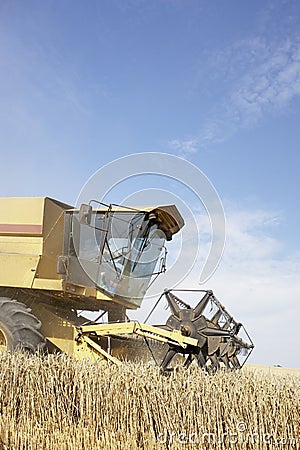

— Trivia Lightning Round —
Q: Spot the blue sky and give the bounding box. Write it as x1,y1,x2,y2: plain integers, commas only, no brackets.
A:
1,0,300,367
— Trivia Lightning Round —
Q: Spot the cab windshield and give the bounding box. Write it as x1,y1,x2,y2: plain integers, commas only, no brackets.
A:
70,209,166,301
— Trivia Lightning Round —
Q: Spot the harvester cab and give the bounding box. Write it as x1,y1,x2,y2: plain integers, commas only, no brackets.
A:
0,196,253,371
60,201,183,307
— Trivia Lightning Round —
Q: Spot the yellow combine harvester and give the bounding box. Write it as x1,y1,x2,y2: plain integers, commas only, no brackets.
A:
0,197,253,370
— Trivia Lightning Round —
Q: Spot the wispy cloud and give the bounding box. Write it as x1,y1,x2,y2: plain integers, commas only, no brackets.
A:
198,36,300,147
230,39,300,124
205,207,300,367
197,206,283,260
166,138,199,159
168,6,300,155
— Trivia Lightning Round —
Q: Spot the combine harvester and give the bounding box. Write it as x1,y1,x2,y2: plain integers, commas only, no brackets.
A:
0,197,253,371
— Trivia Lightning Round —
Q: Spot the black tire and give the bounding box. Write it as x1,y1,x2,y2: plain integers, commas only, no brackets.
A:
0,297,45,352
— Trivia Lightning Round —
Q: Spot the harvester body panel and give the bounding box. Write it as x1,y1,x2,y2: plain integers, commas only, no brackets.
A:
0,197,69,289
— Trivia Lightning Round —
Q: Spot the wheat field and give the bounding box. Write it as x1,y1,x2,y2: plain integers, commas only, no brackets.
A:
0,351,299,450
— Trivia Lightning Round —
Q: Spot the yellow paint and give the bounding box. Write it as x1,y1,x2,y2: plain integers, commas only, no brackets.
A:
32,278,63,290
37,197,69,280
75,336,121,365
0,236,43,255
0,196,71,289
80,321,198,355
0,197,44,227
0,254,40,287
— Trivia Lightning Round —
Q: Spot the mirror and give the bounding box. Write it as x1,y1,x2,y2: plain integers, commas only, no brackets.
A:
79,203,92,225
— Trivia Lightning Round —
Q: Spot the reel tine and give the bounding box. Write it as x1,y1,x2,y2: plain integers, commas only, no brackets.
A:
196,349,207,368
211,309,222,325
194,292,212,317
160,348,177,371
208,353,220,372
184,353,194,368
219,353,230,369
230,355,241,369
164,291,182,317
